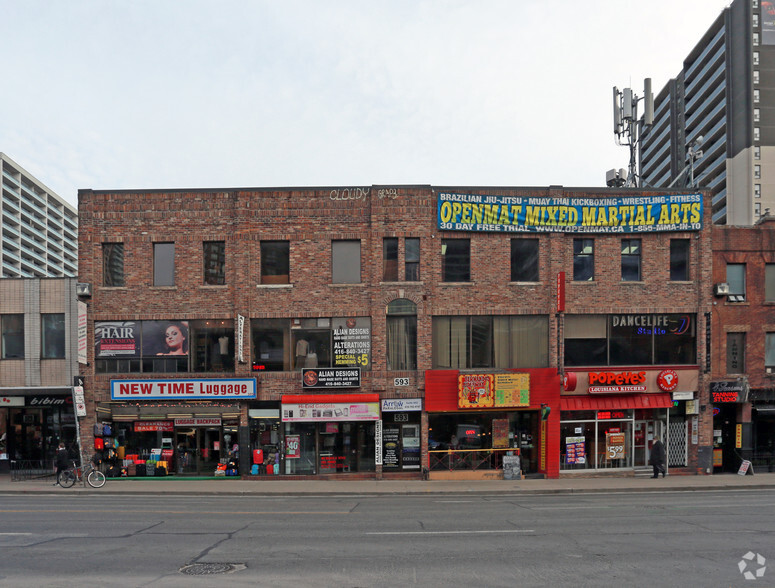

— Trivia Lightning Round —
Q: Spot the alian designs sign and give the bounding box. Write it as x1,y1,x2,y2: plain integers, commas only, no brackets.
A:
111,378,257,400
437,193,703,234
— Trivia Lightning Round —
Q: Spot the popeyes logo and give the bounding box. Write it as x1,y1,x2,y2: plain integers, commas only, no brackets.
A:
656,369,678,392
589,371,646,386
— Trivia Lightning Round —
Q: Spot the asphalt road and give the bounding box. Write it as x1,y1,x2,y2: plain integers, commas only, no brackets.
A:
0,489,772,587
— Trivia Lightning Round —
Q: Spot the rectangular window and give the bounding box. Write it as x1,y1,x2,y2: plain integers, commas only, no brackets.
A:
102,243,125,287
405,238,420,281
755,184,762,198
756,203,762,217
754,32,760,46
1,314,24,359
153,243,175,286
203,241,226,285
621,239,641,281
755,127,760,141
726,332,745,373
332,240,361,284
754,51,760,66
755,146,761,160
754,89,760,103
383,238,398,282
261,241,290,284
511,239,539,282
191,319,234,372
726,263,746,301
754,108,761,123
432,315,548,369
564,315,607,366
441,239,470,282
766,333,775,372
41,313,65,359
573,239,594,281
755,165,761,179
766,264,775,301
670,239,690,281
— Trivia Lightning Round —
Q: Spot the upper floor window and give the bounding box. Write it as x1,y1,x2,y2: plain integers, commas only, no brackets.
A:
755,145,761,160
670,239,690,281
754,51,760,66
726,263,746,301
153,243,175,287
261,241,290,285
1,314,24,359
383,238,398,282
332,240,361,284
203,241,225,285
754,32,760,46
726,332,745,373
102,243,125,287
755,184,762,198
387,299,417,370
405,238,420,281
441,239,470,282
755,164,761,179
755,89,760,103
41,313,65,359
754,70,760,84
755,108,761,123
564,314,696,367
432,315,549,369
511,239,539,282
766,264,775,301
766,333,775,373
621,239,641,281
573,238,594,281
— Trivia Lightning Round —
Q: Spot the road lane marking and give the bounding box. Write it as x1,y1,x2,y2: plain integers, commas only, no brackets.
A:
0,509,352,515
0,533,32,535
366,530,534,535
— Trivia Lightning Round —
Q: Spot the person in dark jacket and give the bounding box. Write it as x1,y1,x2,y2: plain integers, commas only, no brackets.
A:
650,436,666,478
54,442,70,486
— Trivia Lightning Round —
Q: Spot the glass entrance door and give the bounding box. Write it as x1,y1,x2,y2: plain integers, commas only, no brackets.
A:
634,419,665,467
176,428,222,475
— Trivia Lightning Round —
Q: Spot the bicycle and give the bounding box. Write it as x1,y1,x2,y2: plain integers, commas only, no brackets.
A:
58,457,107,489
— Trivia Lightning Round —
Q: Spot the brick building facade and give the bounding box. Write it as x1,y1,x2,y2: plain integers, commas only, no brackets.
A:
76,185,714,479
711,217,775,472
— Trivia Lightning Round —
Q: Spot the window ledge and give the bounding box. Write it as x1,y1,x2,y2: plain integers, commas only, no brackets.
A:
329,283,366,287
99,286,128,290
200,284,228,289
256,283,293,289
620,280,645,285
150,286,177,290
509,281,541,285
571,280,597,284
439,281,473,286
380,281,425,286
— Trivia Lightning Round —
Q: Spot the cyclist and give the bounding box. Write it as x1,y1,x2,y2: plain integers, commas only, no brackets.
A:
53,442,69,486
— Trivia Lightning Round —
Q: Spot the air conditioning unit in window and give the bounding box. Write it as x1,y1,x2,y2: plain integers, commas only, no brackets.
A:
76,282,92,297
713,283,730,296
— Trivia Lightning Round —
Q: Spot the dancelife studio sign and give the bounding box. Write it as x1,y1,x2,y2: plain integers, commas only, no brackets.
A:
437,193,703,233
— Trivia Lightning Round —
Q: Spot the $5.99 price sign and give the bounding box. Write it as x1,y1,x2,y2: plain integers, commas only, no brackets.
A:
607,432,626,459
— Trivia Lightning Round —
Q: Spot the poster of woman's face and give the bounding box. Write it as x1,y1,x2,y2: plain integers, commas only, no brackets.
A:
142,320,190,356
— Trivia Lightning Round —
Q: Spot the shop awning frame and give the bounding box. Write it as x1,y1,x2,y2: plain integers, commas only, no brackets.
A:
560,393,673,411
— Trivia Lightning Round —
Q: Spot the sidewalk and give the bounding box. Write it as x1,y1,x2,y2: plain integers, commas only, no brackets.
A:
2,472,775,496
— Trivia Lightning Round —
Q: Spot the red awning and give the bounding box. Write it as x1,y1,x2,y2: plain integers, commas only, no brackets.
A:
282,394,379,404
560,393,673,411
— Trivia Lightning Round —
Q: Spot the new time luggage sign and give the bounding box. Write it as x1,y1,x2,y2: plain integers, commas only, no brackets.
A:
437,193,703,233
111,378,257,400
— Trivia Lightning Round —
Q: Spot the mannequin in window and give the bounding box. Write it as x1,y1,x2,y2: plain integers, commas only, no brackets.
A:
295,338,309,369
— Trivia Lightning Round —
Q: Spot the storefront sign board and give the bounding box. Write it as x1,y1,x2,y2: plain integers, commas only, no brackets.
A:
173,418,222,427
458,374,494,408
302,368,361,389
381,398,422,412
134,421,174,432
375,419,383,466
111,378,257,400
494,373,530,407
0,397,24,407
503,455,521,480
332,318,371,369
282,402,379,422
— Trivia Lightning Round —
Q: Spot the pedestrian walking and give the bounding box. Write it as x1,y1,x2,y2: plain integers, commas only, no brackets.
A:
650,436,666,478
53,442,69,486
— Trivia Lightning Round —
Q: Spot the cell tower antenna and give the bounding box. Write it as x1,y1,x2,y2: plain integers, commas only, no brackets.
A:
609,78,654,187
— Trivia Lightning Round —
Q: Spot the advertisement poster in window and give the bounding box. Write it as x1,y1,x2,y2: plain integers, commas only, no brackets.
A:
143,320,190,357
332,318,371,368
606,432,626,459
566,436,586,464
492,419,509,448
285,435,301,459
401,424,420,469
94,321,139,357
382,426,400,469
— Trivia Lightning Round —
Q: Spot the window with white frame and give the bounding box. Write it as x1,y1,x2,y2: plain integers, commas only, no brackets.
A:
726,263,746,302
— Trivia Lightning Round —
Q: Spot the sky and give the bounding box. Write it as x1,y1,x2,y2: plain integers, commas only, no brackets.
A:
1,0,734,209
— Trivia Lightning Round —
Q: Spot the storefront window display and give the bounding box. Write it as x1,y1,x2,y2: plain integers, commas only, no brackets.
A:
428,411,539,473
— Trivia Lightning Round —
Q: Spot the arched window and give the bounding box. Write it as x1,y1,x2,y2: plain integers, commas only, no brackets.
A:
386,299,417,370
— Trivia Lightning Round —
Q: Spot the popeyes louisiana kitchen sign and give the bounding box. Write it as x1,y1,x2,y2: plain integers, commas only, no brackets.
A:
587,371,647,394
458,374,495,408
281,401,380,422
111,378,257,400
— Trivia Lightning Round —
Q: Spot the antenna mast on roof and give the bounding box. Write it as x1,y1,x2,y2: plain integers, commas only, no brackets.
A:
610,79,653,187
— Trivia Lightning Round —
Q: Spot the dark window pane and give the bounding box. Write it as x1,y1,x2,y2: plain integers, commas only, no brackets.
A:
654,315,696,364
153,243,175,286
670,239,690,281
2,314,24,358
442,239,470,282
102,243,125,287
470,316,492,367
621,239,641,282
511,239,539,282
41,313,65,359
609,316,652,365
332,240,361,284
383,238,398,282
387,299,417,370
261,241,290,284
573,239,594,281
203,241,226,285
405,238,420,281
564,339,607,366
